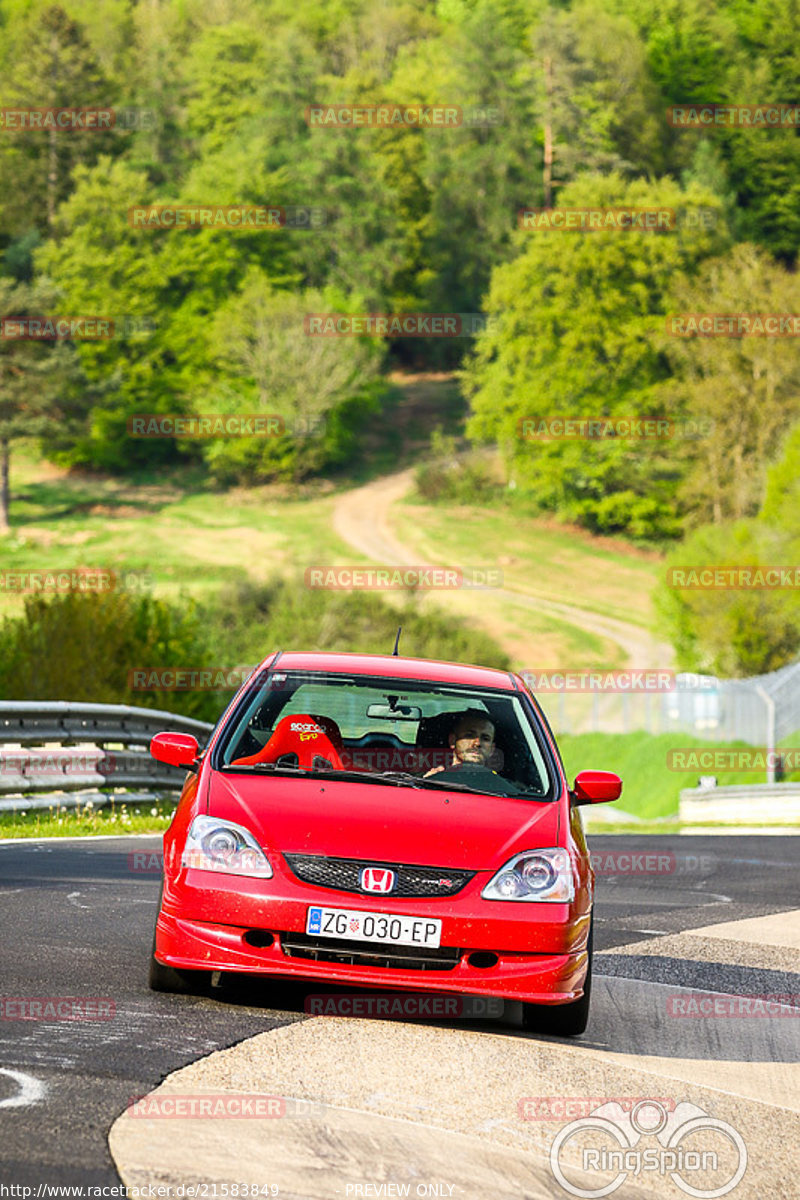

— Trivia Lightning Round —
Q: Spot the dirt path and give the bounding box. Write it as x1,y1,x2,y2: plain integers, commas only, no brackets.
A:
333,470,675,669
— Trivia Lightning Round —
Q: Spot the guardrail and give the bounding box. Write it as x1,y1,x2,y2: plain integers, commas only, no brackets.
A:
0,701,214,802
680,782,800,824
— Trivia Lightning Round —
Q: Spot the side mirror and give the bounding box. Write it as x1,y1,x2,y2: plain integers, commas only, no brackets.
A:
571,769,622,805
150,732,200,771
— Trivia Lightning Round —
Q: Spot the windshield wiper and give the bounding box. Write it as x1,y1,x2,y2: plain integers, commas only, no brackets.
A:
220,762,539,797
412,776,495,795
308,768,492,793
220,763,424,788
305,768,425,788
220,762,311,775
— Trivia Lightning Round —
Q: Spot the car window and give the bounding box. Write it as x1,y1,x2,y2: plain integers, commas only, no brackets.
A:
217,672,552,798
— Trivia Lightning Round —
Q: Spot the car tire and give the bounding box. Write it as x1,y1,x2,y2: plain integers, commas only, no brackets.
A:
521,916,593,1037
148,932,211,994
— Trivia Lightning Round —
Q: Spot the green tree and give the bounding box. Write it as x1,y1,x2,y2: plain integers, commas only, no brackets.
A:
761,422,800,538
462,173,727,537
0,3,116,236
657,519,800,676
0,276,95,532
0,590,218,719
34,158,183,470
663,243,800,524
201,271,386,483
532,2,666,195
36,147,297,471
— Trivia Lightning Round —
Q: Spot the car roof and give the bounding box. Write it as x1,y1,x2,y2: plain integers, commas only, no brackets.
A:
260,650,519,691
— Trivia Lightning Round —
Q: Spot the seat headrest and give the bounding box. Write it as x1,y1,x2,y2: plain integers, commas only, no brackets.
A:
234,713,343,768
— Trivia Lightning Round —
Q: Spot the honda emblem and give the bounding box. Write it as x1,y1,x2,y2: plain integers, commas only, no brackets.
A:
359,866,396,894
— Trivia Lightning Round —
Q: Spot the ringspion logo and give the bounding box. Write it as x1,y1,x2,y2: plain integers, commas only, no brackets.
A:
549,1100,747,1197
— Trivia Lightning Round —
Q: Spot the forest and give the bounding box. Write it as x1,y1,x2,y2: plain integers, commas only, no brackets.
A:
1,0,799,677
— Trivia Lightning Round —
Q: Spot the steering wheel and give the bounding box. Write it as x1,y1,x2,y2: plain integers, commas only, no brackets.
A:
428,762,515,795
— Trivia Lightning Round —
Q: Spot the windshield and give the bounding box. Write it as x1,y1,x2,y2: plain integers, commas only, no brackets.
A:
214,671,553,799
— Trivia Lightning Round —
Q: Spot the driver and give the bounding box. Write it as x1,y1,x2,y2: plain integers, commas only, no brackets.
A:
423,709,496,777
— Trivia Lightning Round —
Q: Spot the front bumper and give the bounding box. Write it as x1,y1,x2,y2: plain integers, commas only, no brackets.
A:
155,867,591,1005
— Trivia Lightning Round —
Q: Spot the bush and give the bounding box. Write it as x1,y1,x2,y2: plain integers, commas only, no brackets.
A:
203,578,511,671
657,520,800,676
0,582,511,723
0,591,219,721
414,432,500,504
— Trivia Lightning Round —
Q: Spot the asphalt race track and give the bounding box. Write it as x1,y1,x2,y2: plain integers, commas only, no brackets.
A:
1,833,798,1192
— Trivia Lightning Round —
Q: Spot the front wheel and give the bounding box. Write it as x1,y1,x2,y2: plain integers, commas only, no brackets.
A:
148,933,211,994
521,917,593,1037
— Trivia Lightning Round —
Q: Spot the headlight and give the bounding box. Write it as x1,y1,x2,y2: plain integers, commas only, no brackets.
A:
182,815,273,878
481,848,574,902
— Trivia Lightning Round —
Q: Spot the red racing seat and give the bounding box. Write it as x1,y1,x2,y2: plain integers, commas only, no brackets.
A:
233,713,344,770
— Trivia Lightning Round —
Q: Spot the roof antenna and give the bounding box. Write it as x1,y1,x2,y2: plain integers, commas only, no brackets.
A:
392,626,402,656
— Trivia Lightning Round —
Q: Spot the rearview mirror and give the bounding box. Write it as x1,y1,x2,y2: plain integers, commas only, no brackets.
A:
150,732,200,770
366,703,422,720
571,770,622,805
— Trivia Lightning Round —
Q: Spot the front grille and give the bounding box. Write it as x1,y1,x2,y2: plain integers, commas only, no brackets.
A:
284,854,474,898
280,932,462,971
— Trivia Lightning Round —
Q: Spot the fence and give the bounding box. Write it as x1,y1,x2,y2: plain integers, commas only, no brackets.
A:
0,701,214,804
539,660,800,784
680,782,800,824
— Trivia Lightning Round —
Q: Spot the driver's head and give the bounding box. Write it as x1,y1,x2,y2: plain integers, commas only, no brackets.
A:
449,710,495,766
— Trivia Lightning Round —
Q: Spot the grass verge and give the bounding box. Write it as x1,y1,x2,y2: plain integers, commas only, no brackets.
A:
0,795,176,839
559,730,800,820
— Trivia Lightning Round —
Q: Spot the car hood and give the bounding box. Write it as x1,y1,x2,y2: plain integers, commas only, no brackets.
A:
207,772,561,871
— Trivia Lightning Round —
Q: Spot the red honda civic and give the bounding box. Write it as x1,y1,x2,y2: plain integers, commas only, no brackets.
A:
148,651,621,1036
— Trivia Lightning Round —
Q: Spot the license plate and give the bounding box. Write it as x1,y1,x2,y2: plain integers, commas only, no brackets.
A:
306,906,442,948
